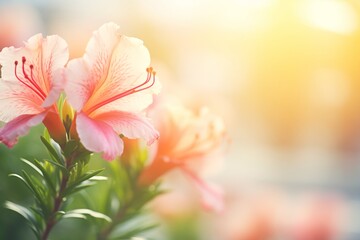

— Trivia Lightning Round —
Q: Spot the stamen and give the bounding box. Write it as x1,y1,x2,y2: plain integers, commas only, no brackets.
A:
29,64,46,98
14,57,46,100
86,67,157,114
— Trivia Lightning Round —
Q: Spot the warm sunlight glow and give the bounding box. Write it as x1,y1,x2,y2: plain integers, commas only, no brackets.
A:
298,0,358,34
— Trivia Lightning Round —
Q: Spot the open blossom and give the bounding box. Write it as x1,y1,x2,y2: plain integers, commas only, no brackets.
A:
138,101,227,212
64,22,160,161
0,34,68,147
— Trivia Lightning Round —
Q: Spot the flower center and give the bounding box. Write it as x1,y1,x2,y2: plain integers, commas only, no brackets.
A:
14,56,46,100
86,67,156,114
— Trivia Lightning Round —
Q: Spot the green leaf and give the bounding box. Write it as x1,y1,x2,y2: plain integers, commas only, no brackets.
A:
43,158,68,172
4,201,36,224
21,170,48,215
61,213,87,220
4,201,40,238
32,159,56,195
90,176,108,181
63,181,97,196
66,209,112,222
8,174,32,192
40,136,64,165
110,223,158,240
43,128,51,142
64,169,105,196
21,158,43,176
63,140,78,158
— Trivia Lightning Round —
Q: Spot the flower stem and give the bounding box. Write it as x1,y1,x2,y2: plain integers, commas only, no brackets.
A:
41,157,72,240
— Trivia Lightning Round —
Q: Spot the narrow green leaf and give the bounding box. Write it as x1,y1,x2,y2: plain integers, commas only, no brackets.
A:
65,169,104,194
43,158,67,172
110,223,158,240
4,201,36,223
4,201,40,238
40,136,64,165
90,176,108,181
63,181,97,196
21,158,43,176
21,171,48,214
63,140,78,157
9,174,32,192
43,128,51,142
32,160,56,195
61,213,87,220
66,209,112,222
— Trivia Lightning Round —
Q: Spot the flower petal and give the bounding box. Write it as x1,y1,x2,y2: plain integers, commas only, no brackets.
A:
76,112,124,161
65,22,159,114
137,156,179,186
0,112,46,148
182,167,224,213
94,110,159,145
0,34,68,121
42,68,66,108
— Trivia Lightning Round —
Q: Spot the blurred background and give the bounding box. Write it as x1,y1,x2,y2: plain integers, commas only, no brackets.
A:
1,0,360,239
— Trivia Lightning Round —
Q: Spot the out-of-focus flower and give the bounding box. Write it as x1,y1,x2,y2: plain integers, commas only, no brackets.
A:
64,22,160,161
288,196,344,240
138,101,227,212
0,34,68,147
217,191,279,240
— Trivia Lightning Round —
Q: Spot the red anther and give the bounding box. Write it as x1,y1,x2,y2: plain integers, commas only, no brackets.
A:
13,57,46,100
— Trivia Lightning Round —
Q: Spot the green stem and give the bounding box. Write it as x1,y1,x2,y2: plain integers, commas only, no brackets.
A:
41,157,73,240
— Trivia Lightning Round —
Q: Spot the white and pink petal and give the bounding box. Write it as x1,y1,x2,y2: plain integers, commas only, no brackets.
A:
0,34,68,120
0,112,47,148
94,110,159,145
76,113,124,161
64,22,157,114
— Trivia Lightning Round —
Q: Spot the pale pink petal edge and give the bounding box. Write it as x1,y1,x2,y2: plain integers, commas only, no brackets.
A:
182,167,224,213
76,113,124,161
42,68,66,107
0,112,46,148
95,111,159,145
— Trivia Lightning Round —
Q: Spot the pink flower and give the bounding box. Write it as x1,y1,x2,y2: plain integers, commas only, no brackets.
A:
0,34,68,147
64,23,160,161
138,102,227,212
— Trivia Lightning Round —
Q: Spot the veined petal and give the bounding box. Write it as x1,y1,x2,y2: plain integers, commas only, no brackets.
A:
0,80,45,122
0,112,46,148
0,34,68,121
64,58,92,111
42,68,66,108
94,110,159,145
64,22,158,114
182,167,224,213
76,113,123,161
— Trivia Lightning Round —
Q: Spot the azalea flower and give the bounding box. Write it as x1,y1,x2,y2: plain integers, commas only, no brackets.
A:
138,101,227,212
0,34,68,147
64,23,160,161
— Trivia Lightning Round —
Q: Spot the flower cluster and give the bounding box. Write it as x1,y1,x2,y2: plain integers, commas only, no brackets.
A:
0,22,227,239
0,22,160,160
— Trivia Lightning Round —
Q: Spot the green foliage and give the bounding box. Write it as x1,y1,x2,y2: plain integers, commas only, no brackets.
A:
95,141,164,240
5,136,109,240
4,135,165,240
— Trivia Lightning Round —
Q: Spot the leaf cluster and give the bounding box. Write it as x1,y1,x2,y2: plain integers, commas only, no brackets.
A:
5,136,109,240
96,142,165,240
